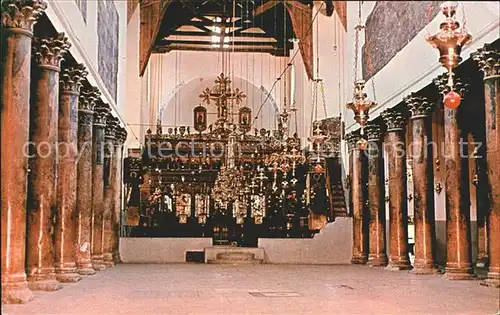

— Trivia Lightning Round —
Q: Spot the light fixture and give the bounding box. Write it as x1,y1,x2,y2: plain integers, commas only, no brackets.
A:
426,1,471,109
345,2,376,149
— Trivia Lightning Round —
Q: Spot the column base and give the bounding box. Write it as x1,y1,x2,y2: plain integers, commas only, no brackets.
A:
351,255,368,264
76,268,96,276
103,253,115,267
480,272,500,288
386,260,413,271
1,282,34,304
27,280,63,291
92,256,106,271
411,265,441,275
367,255,388,267
444,264,476,280
56,273,82,283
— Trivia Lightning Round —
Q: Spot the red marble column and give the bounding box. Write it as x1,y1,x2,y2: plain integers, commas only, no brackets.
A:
1,0,46,304
103,116,118,266
381,108,412,270
434,74,475,280
91,103,110,271
53,64,87,283
112,128,127,263
75,87,99,275
346,132,368,264
365,123,388,266
26,33,70,291
473,140,489,268
405,93,439,274
473,44,500,288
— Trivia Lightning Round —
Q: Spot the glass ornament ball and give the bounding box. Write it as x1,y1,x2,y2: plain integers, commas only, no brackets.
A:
443,90,461,109
313,163,323,174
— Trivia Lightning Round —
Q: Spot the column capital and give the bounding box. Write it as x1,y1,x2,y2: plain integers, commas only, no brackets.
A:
93,104,110,127
33,33,71,71
433,72,469,99
116,127,128,146
79,87,100,112
105,115,118,140
471,43,500,80
404,93,435,119
381,107,406,132
1,0,47,34
60,64,87,94
364,123,382,142
345,132,361,152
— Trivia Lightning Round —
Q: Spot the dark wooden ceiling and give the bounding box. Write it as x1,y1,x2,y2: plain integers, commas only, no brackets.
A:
152,0,325,56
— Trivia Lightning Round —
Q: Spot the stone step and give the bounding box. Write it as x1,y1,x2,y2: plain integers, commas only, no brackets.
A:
207,259,263,265
216,252,255,261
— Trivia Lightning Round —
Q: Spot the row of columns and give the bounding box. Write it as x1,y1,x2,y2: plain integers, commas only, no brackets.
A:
346,43,499,287
1,0,128,303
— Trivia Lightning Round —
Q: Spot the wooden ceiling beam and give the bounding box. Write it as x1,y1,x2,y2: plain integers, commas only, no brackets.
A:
160,39,278,47
252,0,280,17
139,0,172,76
169,30,273,38
154,45,284,55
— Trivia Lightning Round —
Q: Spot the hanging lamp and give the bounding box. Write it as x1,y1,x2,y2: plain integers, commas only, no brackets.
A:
345,2,376,150
425,1,471,109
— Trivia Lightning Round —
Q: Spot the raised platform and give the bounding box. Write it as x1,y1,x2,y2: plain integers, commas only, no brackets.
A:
258,217,352,264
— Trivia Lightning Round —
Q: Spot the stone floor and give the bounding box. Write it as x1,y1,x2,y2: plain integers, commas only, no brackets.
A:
3,264,499,315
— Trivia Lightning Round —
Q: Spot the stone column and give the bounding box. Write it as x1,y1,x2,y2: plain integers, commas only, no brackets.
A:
53,65,87,283
1,0,46,304
472,44,500,288
26,33,70,291
473,139,489,268
75,87,99,275
346,132,368,264
381,108,412,270
103,116,118,266
434,74,475,280
91,103,110,271
365,123,388,266
404,93,439,274
113,128,127,263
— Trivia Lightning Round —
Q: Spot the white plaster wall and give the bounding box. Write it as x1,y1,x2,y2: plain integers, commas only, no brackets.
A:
258,218,352,264
120,237,212,263
44,0,128,126
161,75,278,131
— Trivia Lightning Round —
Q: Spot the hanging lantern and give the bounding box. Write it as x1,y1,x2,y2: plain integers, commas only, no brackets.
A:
346,80,376,129
426,1,471,109
193,104,207,133
238,106,252,133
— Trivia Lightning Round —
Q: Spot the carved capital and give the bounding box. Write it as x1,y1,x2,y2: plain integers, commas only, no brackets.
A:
79,87,100,113
105,115,118,140
33,33,71,70
433,72,468,99
116,127,128,145
60,63,87,94
345,132,361,152
472,43,500,80
1,0,47,34
364,123,382,142
93,104,110,127
381,107,406,132
404,93,435,118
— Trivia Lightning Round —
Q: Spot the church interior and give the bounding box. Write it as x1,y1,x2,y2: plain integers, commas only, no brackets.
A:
1,0,499,314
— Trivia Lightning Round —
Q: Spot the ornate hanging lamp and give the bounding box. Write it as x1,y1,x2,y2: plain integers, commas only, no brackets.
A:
346,2,376,150
425,1,471,109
